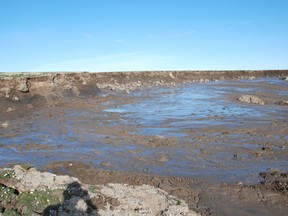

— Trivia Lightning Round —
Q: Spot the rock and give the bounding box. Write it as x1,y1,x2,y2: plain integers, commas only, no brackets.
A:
16,81,29,92
100,162,111,167
1,122,9,128
98,184,198,216
237,181,243,186
6,107,15,112
26,104,34,109
53,74,67,86
0,87,11,98
281,76,288,81
158,154,169,162
238,95,265,105
233,154,240,159
200,149,207,155
136,81,142,87
13,165,79,192
155,135,165,139
169,72,175,79
0,166,199,216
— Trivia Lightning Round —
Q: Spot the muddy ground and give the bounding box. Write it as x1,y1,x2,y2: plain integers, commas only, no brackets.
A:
0,70,288,215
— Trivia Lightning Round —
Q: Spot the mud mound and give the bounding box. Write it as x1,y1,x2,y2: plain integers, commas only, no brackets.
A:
259,169,288,195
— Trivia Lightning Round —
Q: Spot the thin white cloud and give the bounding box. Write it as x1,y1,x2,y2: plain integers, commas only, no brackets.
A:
29,52,174,72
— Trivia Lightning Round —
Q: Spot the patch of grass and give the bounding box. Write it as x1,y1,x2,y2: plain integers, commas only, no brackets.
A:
17,189,62,215
88,185,100,193
0,184,18,204
0,170,13,179
175,199,181,205
2,209,20,216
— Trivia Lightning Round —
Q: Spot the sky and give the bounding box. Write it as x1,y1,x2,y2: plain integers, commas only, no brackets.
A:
0,0,288,72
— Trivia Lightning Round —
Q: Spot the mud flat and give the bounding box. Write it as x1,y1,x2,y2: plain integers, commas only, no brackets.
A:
0,70,288,215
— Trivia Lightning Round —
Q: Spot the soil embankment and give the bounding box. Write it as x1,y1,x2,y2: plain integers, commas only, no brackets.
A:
1,70,288,114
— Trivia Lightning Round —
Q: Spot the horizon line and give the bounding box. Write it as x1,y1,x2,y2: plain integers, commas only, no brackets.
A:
1,69,288,73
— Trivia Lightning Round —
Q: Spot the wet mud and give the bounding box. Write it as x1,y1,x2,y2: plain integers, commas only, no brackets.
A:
1,72,288,215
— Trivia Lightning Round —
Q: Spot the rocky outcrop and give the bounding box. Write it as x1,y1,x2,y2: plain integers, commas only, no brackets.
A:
12,165,78,192
0,165,198,216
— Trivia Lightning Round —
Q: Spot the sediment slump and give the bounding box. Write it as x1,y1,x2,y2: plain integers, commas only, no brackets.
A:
0,70,287,113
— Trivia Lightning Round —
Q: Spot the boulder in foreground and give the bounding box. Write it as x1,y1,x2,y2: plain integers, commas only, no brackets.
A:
0,165,198,216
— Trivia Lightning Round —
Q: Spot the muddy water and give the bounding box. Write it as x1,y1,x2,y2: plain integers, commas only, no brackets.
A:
1,78,288,183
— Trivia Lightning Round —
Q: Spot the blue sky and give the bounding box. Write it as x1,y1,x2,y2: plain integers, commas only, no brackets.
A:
0,0,287,72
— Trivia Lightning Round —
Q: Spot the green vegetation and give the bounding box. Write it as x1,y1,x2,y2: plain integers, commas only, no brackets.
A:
17,189,63,215
0,185,18,204
2,209,20,216
174,199,181,205
0,186,64,215
88,185,100,193
0,168,64,216
0,168,66,215
0,170,14,180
